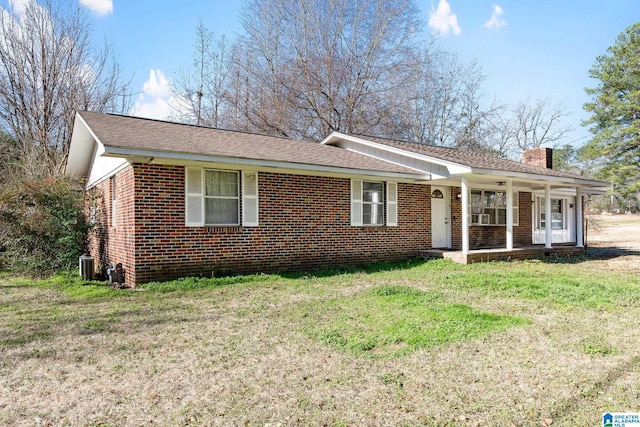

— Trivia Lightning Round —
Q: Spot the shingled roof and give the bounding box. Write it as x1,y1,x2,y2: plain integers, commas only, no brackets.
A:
75,111,423,177
349,134,591,181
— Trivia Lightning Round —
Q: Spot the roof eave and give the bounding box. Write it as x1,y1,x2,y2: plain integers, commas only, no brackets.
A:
322,132,471,173
103,146,431,182
466,167,610,188
65,112,100,178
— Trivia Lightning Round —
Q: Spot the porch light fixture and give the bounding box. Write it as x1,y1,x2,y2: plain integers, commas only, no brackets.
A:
496,181,506,186
455,192,462,200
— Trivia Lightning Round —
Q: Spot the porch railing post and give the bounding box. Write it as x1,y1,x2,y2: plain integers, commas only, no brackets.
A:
461,177,469,254
506,180,513,250
545,183,552,249
576,186,584,247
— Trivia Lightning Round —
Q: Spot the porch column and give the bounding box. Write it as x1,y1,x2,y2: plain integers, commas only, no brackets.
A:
576,186,584,247
545,183,552,249
506,180,513,250
461,176,469,254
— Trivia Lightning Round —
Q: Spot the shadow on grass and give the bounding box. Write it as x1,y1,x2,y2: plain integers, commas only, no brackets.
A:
140,273,275,292
277,258,432,280
584,246,640,260
537,247,640,264
548,355,640,423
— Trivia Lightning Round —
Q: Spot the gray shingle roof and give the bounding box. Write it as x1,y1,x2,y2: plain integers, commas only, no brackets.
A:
353,134,598,181
77,111,423,176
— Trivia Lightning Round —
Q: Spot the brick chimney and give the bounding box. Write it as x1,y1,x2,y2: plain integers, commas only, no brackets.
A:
522,147,553,169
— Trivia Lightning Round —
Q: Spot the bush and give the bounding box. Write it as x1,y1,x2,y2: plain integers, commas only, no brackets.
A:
0,177,90,275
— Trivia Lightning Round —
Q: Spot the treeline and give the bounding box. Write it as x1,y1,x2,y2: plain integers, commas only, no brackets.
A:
170,0,571,161
0,0,637,275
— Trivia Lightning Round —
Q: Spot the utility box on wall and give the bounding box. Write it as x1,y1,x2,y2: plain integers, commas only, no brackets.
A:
107,263,125,285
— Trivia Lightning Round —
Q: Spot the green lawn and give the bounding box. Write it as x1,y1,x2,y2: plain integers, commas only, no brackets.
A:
1,256,640,426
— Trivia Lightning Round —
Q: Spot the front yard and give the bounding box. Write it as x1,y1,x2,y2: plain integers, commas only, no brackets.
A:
1,215,639,426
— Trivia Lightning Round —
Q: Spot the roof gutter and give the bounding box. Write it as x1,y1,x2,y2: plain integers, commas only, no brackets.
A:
467,167,610,188
103,146,431,182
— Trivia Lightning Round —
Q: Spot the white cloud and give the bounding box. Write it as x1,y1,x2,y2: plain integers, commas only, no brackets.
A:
8,0,30,17
484,4,506,30
79,0,113,16
7,0,112,17
131,69,174,120
428,0,461,36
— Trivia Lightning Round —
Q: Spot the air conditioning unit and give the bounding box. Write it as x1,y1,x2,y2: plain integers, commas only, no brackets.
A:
79,255,94,281
478,214,490,225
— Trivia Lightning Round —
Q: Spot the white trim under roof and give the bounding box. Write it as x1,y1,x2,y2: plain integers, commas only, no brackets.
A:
321,131,609,191
102,146,430,182
322,132,471,175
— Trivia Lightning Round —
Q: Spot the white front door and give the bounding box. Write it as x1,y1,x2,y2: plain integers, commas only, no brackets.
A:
532,196,574,244
431,186,450,248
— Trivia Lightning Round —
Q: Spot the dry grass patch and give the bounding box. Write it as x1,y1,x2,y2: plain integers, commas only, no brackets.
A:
1,217,640,426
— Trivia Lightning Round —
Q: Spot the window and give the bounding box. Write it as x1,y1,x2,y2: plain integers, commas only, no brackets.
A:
363,182,384,225
351,180,397,226
205,170,239,225
469,189,519,226
539,198,564,230
185,168,258,227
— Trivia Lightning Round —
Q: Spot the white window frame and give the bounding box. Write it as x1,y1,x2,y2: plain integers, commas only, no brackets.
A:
363,181,384,226
470,189,519,226
185,167,259,227
538,197,565,230
351,179,397,227
204,169,240,226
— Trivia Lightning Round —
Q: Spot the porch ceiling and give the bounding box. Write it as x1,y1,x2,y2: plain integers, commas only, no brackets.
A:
429,172,607,193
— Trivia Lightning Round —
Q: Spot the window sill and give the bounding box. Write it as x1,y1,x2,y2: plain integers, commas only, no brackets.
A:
205,226,243,233
358,226,389,232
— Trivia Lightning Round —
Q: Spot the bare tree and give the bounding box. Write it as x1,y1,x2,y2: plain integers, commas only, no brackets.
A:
172,20,230,127
511,98,573,150
0,0,130,178
395,48,498,151
482,110,518,158
232,0,423,140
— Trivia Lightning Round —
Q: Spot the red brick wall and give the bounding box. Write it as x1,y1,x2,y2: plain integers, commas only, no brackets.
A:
86,166,136,282
86,164,539,286
450,187,462,248
92,164,432,286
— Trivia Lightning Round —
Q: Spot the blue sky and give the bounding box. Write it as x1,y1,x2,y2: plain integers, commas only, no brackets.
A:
3,0,640,146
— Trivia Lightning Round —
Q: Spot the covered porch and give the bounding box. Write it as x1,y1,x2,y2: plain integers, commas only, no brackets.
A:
458,175,588,254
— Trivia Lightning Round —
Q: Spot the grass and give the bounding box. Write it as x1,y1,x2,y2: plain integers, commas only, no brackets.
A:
1,244,640,425
301,284,527,357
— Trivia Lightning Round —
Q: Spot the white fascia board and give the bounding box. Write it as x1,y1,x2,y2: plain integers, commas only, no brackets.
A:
85,143,129,189
322,132,471,174
66,114,130,189
468,167,609,188
103,146,431,182
65,113,99,178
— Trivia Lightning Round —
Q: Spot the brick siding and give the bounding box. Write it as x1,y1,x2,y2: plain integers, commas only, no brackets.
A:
89,164,434,286
86,164,540,287
86,166,136,282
